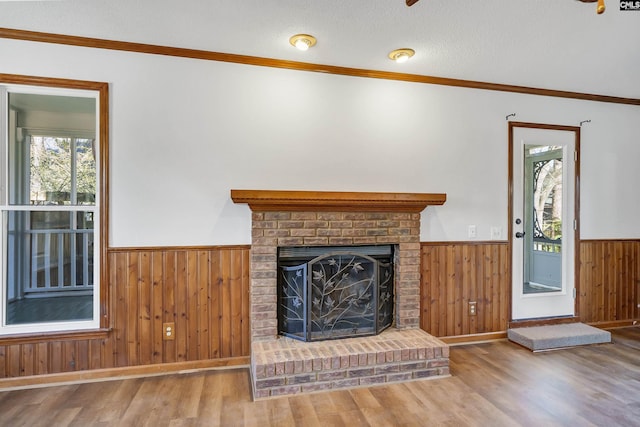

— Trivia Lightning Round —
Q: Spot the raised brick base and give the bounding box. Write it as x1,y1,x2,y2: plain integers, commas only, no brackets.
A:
251,328,449,399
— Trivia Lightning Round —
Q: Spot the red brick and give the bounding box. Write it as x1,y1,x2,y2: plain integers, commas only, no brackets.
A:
359,375,386,385
317,229,342,237
330,221,353,228
428,359,449,368
366,229,387,236
317,213,342,220
343,213,366,220
328,238,353,245
399,361,427,371
255,377,285,389
342,229,366,237
265,212,291,220
318,371,346,381
332,378,360,389
304,220,329,228
301,382,332,392
375,364,400,374
264,229,290,237
291,212,317,220
352,237,377,245
279,221,304,229
251,245,277,255
413,369,440,379
353,221,377,228
347,367,375,378
386,372,413,382
270,385,302,396
253,220,277,229
303,237,329,246
377,221,399,227
290,228,316,237
252,237,278,246
278,237,304,246
287,374,315,384
365,213,391,220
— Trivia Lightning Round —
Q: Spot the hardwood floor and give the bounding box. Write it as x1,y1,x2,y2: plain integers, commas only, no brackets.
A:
1,327,639,426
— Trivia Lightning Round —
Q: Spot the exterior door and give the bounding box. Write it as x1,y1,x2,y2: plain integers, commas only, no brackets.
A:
510,124,579,320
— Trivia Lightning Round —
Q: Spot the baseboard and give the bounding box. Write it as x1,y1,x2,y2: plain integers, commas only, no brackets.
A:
0,356,250,391
588,319,640,329
440,331,507,346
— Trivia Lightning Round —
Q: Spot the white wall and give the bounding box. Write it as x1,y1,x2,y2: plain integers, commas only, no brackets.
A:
1,38,639,246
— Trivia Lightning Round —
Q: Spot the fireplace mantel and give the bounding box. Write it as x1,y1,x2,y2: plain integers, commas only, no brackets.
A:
230,189,446,212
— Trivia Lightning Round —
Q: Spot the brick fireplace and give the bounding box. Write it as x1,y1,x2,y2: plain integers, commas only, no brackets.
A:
232,189,450,399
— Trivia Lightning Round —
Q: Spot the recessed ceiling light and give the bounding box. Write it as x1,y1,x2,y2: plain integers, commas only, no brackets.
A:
289,34,317,51
388,48,415,63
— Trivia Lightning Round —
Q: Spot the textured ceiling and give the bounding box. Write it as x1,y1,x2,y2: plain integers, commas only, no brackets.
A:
0,0,638,99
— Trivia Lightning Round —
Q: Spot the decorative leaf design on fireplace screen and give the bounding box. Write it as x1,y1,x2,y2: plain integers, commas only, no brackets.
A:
278,246,394,342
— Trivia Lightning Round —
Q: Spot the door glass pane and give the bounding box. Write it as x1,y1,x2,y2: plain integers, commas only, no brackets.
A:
524,145,563,294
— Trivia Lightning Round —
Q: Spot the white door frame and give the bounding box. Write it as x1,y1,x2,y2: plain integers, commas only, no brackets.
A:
508,122,580,321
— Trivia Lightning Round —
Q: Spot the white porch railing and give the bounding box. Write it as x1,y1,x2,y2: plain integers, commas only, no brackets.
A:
27,229,93,297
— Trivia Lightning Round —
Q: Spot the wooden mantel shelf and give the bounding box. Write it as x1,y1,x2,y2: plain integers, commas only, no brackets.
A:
230,189,446,212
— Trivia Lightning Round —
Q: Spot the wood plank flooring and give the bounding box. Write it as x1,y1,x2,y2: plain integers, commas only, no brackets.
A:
1,327,639,426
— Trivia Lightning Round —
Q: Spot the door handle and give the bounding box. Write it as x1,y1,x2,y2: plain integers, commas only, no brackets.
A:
515,231,526,238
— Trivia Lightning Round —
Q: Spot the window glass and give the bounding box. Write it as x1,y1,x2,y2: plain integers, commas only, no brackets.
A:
1,85,100,334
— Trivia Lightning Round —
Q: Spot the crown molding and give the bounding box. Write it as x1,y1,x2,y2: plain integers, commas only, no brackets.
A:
1,27,639,106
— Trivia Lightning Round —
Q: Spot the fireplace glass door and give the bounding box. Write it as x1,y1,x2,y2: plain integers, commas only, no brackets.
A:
278,245,394,342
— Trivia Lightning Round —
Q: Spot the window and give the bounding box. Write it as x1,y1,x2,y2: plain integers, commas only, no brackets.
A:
0,76,108,335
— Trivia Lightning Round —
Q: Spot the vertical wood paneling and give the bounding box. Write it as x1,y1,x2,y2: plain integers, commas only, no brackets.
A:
126,252,139,366
163,251,177,364
421,242,510,337
0,246,250,379
138,252,152,366
197,251,210,361
219,250,232,358
175,251,188,362
113,251,127,368
151,253,164,365
209,252,221,359
185,252,202,360
580,240,640,323
1,241,637,379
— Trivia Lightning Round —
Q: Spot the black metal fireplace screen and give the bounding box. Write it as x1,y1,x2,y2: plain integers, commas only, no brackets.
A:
277,245,394,342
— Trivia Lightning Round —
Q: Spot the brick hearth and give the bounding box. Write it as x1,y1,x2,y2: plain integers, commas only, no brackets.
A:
252,328,449,398
231,189,449,399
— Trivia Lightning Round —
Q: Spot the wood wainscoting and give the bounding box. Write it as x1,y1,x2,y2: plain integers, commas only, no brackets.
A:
1,240,638,382
420,239,640,339
580,240,640,324
0,246,250,380
420,242,510,338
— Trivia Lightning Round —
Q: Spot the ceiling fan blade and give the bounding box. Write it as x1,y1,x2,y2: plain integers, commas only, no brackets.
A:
577,0,606,13
406,0,420,6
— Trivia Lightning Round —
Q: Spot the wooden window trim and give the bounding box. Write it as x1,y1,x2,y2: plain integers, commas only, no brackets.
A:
0,73,110,340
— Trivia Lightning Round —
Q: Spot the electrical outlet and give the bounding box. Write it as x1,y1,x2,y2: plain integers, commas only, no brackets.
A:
468,225,477,239
469,301,477,316
491,226,502,240
163,322,175,340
